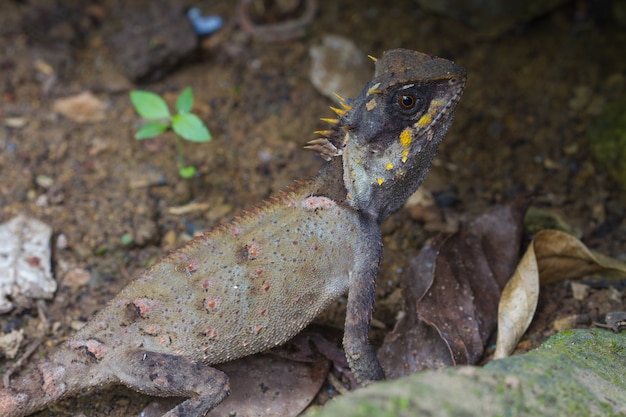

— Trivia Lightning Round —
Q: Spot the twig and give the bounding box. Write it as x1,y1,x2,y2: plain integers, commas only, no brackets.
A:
238,0,317,42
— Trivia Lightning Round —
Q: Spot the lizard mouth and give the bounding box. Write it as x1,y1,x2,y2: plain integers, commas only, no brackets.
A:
418,77,466,137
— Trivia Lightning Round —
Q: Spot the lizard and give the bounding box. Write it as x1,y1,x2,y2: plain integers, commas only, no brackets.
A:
0,48,466,417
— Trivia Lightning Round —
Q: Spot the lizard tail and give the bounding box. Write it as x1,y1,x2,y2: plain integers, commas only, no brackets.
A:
0,346,111,417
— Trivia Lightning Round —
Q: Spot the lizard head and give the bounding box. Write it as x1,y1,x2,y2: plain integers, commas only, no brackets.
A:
309,49,466,223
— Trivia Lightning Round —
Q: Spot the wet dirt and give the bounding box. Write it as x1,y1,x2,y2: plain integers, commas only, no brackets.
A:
0,0,625,416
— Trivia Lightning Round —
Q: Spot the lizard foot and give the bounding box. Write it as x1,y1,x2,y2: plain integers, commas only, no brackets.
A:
110,350,230,417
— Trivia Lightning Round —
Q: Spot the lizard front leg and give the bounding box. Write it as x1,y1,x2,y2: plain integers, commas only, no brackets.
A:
342,227,385,385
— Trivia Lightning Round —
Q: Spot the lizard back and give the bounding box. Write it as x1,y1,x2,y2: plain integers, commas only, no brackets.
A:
73,184,366,365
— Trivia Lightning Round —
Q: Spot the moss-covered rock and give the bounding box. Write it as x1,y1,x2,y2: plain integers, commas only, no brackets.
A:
305,329,626,417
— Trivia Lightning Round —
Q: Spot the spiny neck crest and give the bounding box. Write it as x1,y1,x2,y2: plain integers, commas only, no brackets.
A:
304,92,355,161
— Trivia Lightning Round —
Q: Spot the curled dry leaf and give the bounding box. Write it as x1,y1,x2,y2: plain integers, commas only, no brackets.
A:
52,91,107,123
379,198,530,378
494,229,626,359
533,229,626,283
493,242,538,359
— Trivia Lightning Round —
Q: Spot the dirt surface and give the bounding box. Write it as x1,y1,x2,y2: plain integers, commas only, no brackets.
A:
0,0,625,416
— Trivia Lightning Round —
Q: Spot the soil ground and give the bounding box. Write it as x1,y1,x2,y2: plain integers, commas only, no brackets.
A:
0,0,625,416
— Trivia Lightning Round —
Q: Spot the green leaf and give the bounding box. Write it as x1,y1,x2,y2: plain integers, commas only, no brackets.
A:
176,87,194,114
134,121,170,139
130,90,171,119
179,165,197,179
171,113,211,143
121,233,133,245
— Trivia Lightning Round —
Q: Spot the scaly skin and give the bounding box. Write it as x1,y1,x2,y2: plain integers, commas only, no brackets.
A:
0,49,465,417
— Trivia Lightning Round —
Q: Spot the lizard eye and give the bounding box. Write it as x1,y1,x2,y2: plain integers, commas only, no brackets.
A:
389,85,430,119
398,94,418,110
394,92,424,117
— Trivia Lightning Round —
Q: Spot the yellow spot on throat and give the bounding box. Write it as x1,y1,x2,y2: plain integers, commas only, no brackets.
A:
376,178,384,185
400,128,412,148
417,113,433,128
399,128,413,163
385,163,394,170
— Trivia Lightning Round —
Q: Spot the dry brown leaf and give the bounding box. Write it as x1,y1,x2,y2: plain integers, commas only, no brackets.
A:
534,229,626,284
493,242,538,359
141,333,331,417
208,354,329,417
52,91,107,122
494,229,626,359
379,198,530,378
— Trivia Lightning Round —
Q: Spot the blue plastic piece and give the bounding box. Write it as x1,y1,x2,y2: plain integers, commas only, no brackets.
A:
187,7,223,36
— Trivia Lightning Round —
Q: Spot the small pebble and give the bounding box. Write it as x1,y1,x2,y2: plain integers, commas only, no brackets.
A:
35,174,54,189
70,320,87,331
553,314,590,331
0,330,24,359
609,287,623,303
309,35,371,104
35,194,48,207
0,215,55,313
63,268,92,288
3,117,28,128
56,233,69,250
570,282,590,301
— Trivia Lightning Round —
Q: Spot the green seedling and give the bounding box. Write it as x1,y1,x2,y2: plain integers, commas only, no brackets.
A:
130,87,211,179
